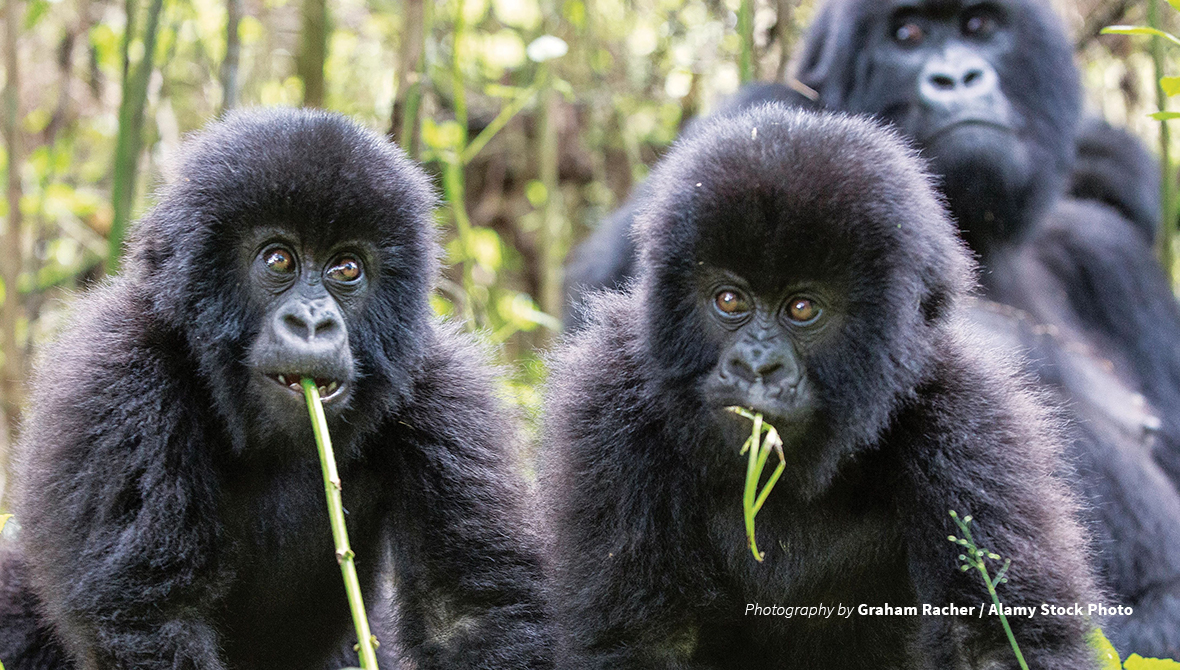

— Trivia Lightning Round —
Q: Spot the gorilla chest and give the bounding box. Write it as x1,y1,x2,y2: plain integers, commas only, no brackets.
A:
214,459,388,660
713,490,908,604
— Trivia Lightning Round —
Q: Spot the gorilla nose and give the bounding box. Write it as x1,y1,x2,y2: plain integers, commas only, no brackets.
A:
726,345,798,387
919,52,997,107
274,299,345,352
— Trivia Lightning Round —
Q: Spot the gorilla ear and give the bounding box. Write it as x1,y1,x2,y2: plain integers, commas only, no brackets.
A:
792,0,854,109
915,235,974,325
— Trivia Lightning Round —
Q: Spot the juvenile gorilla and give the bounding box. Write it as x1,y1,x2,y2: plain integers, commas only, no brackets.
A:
0,109,549,670
543,106,1099,669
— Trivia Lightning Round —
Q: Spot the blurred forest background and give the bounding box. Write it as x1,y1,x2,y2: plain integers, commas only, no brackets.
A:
0,0,1172,501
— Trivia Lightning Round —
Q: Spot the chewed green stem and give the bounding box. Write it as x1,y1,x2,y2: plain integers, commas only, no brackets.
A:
729,407,786,562
302,379,379,670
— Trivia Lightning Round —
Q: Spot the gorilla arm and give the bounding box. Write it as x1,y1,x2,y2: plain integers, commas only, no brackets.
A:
17,287,228,670
542,310,722,670
384,326,549,670
896,333,1098,670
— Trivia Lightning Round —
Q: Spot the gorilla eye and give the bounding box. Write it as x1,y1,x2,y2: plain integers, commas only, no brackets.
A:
963,13,998,38
326,256,363,283
787,297,820,324
714,290,751,316
263,247,296,274
894,21,925,46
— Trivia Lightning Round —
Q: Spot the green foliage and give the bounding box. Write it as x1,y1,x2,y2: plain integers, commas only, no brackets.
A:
727,407,785,562
1125,654,1180,668
1090,628,1123,670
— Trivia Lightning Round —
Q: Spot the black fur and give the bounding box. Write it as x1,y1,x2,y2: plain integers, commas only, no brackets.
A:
791,1,1180,655
0,108,550,670
562,0,1180,657
1069,117,1161,243
543,106,1099,669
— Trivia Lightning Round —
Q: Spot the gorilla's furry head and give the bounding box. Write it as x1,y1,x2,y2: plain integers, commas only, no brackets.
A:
632,105,973,485
127,108,439,451
793,0,1080,255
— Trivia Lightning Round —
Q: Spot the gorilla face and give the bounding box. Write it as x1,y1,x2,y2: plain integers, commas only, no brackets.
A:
798,0,1080,253
241,227,371,424
634,107,971,491
697,270,831,436
129,109,439,451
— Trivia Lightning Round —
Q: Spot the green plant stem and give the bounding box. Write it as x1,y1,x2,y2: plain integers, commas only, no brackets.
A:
1148,0,1176,281
301,379,378,670
108,0,165,275
738,0,755,83
976,560,1028,670
742,415,762,561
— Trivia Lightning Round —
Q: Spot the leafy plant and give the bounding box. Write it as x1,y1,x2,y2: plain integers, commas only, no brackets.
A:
1102,0,1180,280
727,407,785,562
302,379,379,670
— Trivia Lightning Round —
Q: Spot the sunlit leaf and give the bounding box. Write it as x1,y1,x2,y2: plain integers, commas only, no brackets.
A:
1126,654,1180,669
1101,25,1180,48
1087,628,1122,670
1163,77,1180,97
1150,111,1180,121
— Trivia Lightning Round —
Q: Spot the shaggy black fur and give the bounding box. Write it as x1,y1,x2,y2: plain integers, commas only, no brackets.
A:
562,0,1180,657
0,108,550,670
543,106,1099,669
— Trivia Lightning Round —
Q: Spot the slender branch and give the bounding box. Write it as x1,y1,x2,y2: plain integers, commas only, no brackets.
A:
301,379,379,670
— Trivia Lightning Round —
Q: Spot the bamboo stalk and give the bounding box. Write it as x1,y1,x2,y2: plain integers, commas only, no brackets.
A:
107,0,165,274
1148,0,1176,281
301,379,379,670
738,0,755,83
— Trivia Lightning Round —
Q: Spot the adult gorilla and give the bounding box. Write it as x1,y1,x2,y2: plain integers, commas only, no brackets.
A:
792,0,1180,657
0,109,550,670
792,0,1180,436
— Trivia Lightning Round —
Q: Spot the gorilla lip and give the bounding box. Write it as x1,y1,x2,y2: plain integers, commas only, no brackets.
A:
269,373,345,402
922,117,1012,144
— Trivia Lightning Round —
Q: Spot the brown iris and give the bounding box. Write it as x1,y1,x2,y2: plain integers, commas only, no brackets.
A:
895,22,924,45
787,297,819,323
264,248,295,274
714,289,750,315
327,256,362,282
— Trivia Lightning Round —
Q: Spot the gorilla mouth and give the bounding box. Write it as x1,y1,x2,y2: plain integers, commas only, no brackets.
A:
267,373,346,402
923,117,1013,144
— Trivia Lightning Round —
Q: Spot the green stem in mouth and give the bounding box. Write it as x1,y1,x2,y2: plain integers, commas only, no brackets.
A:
729,407,785,563
302,378,380,670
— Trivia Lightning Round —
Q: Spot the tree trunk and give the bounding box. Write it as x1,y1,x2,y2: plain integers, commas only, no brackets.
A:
220,0,242,113
391,0,425,155
1,0,25,498
296,0,327,107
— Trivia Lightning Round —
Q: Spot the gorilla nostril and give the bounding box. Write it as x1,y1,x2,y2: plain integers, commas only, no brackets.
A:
963,69,984,86
282,313,311,339
727,355,758,383
930,73,956,90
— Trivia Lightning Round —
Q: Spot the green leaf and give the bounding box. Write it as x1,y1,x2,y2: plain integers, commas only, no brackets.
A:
1088,628,1122,670
1163,77,1180,97
1150,111,1180,121
1101,25,1180,47
1168,0,1180,16
1125,653,1180,669
0,514,10,534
